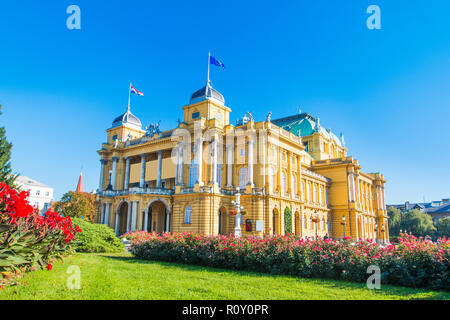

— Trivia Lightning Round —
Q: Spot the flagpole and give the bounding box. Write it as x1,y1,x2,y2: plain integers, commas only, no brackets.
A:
207,52,210,88
127,82,131,112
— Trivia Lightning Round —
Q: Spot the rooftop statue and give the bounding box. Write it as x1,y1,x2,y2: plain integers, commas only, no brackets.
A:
145,121,161,138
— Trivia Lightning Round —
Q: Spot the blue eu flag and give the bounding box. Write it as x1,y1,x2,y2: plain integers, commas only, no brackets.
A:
210,55,225,69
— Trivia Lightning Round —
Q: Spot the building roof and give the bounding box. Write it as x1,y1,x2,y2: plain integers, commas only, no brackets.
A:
388,199,450,214
190,84,225,105
16,176,51,189
112,109,142,130
271,113,344,147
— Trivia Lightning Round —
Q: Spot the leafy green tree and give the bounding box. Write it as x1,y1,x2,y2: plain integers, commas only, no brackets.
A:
387,206,402,236
284,208,292,234
400,209,436,237
54,191,96,222
0,105,16,186
436,217,450,238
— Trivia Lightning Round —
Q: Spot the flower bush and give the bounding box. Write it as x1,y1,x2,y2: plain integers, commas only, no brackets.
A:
0,182,81,280
121,230,154,243
130,232,450,291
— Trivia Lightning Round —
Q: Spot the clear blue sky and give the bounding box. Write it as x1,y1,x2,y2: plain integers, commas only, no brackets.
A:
0,1,449,204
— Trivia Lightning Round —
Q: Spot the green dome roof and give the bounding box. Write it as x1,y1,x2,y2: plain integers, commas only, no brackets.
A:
271,113,344,148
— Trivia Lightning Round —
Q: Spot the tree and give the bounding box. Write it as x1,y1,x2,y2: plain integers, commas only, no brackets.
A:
436,217,450,238
284,208,292,234
387,206,402,236
400,209,436,237
0,105,16,186
54,191,96,222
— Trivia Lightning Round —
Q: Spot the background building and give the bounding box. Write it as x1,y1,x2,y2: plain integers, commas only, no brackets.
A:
16,176,54,214
96,83,389,242
388,199,450,222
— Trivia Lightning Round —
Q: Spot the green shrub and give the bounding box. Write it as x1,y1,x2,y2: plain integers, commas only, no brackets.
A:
72,219,124,253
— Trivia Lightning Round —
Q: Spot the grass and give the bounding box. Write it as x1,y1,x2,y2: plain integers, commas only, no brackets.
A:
0,252,449,300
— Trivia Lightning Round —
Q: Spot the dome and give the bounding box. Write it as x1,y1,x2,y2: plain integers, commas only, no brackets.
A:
190,85,225,105
112,109,142,130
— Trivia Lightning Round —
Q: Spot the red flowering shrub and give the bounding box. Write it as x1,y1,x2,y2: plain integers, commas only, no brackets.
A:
0,182,81,276
130,232,450,291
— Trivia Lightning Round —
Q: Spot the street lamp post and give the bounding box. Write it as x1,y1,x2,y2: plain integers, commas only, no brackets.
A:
341,215,347,239
314,210,318,240
231,188,243,238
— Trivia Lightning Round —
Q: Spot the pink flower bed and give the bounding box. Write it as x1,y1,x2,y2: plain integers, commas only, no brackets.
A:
127,231,450,291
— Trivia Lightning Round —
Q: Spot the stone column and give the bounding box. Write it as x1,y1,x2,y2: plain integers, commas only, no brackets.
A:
247,139,254,186
124,157,130,190
104,203,111,226
126,203,132,233
355,175,361,206
144,210,149,231
99,159,106,191
100,203,105,224
131,201,137,231
156,151,163,188
196,138,203,185
226,144,234,187
140,154,146,188
176,143,184,185
111,157,118,190
376,185,382,210
348,171,355,203
165,211,171,232
114,210,119,235
287,152,292,196
211,138,218,184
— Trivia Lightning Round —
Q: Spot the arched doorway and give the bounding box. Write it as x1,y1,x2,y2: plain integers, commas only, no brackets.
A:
272,208,279,235
294,211,301,236
143,207,152,232
147,199,171,233
218,206,229,235
117,201,129,236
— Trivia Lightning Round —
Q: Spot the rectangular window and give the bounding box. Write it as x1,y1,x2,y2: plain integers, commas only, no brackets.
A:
192,112,200,119
36,190,40,196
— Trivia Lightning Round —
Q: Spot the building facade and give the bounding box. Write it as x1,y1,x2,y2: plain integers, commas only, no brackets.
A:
16,176,54,214
97,84,389,242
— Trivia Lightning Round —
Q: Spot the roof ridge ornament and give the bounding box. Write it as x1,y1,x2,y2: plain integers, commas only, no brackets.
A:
315,117,321,132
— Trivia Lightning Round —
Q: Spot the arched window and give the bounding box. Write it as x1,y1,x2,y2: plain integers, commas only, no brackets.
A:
319,185,323,204
281,171,286,194
184,206,192,224
306,182,311,201
291,174,296,194
301,180,305,200
238,167,248,188
269,167,275,193
313,184,318,203
189,159,198,188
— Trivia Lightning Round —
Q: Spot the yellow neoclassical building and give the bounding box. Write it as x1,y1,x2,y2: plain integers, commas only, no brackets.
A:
96,83,389,242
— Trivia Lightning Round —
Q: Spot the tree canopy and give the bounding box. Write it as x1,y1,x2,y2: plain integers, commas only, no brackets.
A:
436,217,450,238
389,207,436,238
0,105,16,186
54,191,96,222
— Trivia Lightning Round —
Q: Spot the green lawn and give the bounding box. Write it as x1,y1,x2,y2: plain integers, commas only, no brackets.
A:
1,253,449,300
